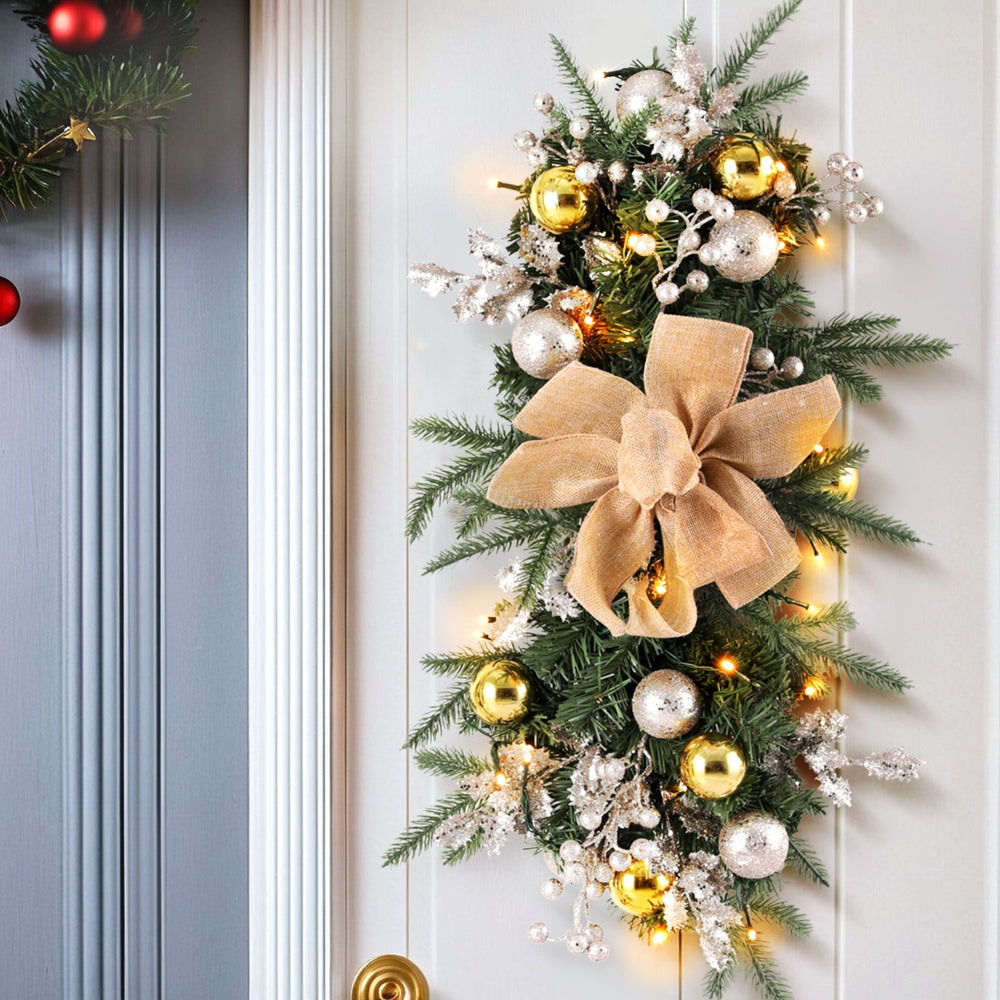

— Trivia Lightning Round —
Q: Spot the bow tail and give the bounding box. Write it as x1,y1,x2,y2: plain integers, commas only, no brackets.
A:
701,458,799,607
565,488,654,637
622,538,697,638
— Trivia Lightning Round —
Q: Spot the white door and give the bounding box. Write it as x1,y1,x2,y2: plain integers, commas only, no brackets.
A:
254,1,999,998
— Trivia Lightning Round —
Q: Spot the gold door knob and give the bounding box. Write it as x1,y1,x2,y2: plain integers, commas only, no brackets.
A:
351,954,429,1000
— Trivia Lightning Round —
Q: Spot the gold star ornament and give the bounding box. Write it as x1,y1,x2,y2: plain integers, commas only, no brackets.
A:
60,117,96,152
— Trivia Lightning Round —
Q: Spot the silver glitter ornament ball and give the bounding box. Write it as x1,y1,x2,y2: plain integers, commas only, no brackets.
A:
750,346,775,371
616,69,675,118
632,669,702,739
511,308,583,379
608,160,629,184
708,210,780,282
533,91,555,113
780,355,804,378
569,116,592,140
718,811,789,879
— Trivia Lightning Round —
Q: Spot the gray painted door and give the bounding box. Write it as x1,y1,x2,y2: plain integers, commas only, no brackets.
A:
0,3,248,996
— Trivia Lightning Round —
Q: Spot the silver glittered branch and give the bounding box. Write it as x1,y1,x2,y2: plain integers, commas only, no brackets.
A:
436,743,563,856
796,709,923,807
409,225,562,326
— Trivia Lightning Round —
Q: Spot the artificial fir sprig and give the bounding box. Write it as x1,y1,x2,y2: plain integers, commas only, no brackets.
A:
0,1,198,215
393,5,949,998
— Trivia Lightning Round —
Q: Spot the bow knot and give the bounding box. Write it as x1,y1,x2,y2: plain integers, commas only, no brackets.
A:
487,314,841,638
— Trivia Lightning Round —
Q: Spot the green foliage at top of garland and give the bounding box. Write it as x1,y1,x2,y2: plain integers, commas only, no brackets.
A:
1,0,199,215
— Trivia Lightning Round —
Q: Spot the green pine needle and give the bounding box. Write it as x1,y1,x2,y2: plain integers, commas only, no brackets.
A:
711,0,804,88
404,682,471,750
415,747,488,778
548,35,616,143
381,791,476,867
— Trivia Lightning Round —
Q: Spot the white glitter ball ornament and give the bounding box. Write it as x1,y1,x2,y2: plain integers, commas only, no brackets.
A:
511,308,584,379
718,811,790,879
632,669,702,739
527,921,549,943
616,69,675,118
708,210,780,282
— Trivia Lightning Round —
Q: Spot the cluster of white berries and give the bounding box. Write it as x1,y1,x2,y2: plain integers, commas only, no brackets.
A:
813,152,884,226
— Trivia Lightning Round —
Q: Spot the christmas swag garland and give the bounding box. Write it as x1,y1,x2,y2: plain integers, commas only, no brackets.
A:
387,3,950,998
0,0,198,324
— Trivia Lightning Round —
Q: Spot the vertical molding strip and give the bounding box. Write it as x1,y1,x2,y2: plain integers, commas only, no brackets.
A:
119,131,165,999
61,127,166,999
61,135,124,1000
248,0,344,996
983,1,1000,995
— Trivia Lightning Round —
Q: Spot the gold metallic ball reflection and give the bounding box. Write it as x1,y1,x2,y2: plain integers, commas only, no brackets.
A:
710,137,780,201
469,660,532,725
528,166,598,234
608,859,674,916
679,733,747,799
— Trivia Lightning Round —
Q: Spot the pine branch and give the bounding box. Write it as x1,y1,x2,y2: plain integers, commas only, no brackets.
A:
672,17,697,47
748,896,812,939
415,747,488,778
549,35,616,142
805,313,952,367
786,834,829,886
423,515,559,574
711,0,804,88
727,71,809,125
743,942,795,1000
381,791,475,866
608,103,662,161
404,682,470,749
420,648,499,678
407,447,508,541
515,523,564,603
770,488,922,551
411,414,512,451
798,640,912,693
442,828,486,865
704,957,737,999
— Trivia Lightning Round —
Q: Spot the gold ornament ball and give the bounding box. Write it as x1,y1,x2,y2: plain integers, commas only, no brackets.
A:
528,166,598,234
608,859,675,917
710,137,780,201
469,660,532,726
679,733,747,800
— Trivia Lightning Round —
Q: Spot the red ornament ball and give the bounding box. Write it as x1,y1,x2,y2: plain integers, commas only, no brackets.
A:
110,3,144,44
0,277,21,327
48,1,108,54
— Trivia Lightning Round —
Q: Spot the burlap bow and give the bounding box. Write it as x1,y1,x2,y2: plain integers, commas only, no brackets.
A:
487,314,841,637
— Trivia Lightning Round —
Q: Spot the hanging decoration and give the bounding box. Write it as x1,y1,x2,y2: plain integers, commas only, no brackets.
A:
0,276,21,326
388,2,951,998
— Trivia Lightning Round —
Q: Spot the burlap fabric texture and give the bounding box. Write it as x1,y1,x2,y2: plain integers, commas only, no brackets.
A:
487,313,842,638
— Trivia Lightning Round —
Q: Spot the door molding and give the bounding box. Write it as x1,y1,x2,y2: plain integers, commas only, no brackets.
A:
60,131,165,999
247,1,348,996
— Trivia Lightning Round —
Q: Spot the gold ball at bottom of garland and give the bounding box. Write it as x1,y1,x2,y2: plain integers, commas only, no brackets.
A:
469,660,532,725
528,166,598,234
679,733,747,799
609,859,675,917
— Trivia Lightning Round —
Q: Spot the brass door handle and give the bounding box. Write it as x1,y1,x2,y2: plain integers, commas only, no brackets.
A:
351,954,429,1000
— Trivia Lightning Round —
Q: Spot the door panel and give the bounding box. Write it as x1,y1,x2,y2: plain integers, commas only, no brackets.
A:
0,3,248,996
347,2,999,998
